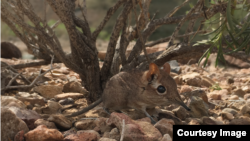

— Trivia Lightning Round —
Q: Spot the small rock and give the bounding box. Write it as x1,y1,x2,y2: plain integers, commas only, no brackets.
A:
168,60,181,74
41,100,62,114
154,119,174,138
222,108,238,116
181,89,208,104
33,107,43,114
224,73,233,77
7,107,41,130
33,85,63,99
202,117,222,125
230,100,246,110
227,78,234,84
15,92,46,106
34,119,57,129
54,93,85,101
1,96,26,109
1,108,29,141
172,106,186,120
240,103,250,116
229,95,239,100
47,114,72,130
24,125,63,141
220,112,234,120
99,138,117,141
229,116,250,125
94,117,112,133
244,93,250,100
201,76,215,87
233,88,246,97
242,86,250,93
188,96,209,118
182,72,202,87
187,118,201,125
63,81,89,95
64,130,100,141
180,85,192,93
58,98,75,105
161,134,172,141
207,92,221,100
61,128,77,137
106,128,120,141
107,113,162,141
75,119,96,130
14,130,25,141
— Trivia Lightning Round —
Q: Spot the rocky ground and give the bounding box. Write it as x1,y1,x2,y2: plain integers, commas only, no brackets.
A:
1,54,250,141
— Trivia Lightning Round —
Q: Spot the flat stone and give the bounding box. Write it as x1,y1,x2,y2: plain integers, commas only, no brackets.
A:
180,85,192,93
75,119,96,130
188,96,209,118
99,138,117,141
172,106,186,120
161,134,172,141
47,114,72,130
233,88,246,97
201,76,215,87
229,95,239,100
54,93,85,101
63,81,89,95
64,130,100,141
34,119,57,129
182,72,202,87
33,85,63,99
7,107,41,130
16,92,46,106
244,93,250,100
222,108,238,116
229,116,250,125
41,100,62,114
220,112,234,120
207,92,221,100
24,125,63,141
154,119,174,138
1,96,26,109
107,112,162,141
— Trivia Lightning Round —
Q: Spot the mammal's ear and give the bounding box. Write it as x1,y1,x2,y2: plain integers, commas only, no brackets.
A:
145,63,160,82
162,62,171,74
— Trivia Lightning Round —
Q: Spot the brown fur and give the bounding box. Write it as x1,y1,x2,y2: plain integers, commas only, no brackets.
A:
102,63,188,112
1,42,22,59
67,63,190,122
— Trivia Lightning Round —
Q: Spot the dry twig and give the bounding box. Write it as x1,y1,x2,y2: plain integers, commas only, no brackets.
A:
120,119,125,141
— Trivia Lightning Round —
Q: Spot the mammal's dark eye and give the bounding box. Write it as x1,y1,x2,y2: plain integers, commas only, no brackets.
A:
157,85,166,93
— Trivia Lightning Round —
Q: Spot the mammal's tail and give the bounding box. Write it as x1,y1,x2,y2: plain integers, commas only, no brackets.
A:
66,98,103,117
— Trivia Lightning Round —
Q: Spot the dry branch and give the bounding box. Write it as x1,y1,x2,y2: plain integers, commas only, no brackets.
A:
101,0,134,83
1,67,57,91
2,0,234,102
167,0,204,48
92,0,127,40
126,2,227,66
1,62,31,85
145,30,208,47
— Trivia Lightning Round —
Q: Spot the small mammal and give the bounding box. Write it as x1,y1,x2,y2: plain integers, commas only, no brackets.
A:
1,42,22,59
67,62,190,123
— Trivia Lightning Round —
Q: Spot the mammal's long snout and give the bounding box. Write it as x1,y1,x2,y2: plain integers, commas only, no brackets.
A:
175,98,191,111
